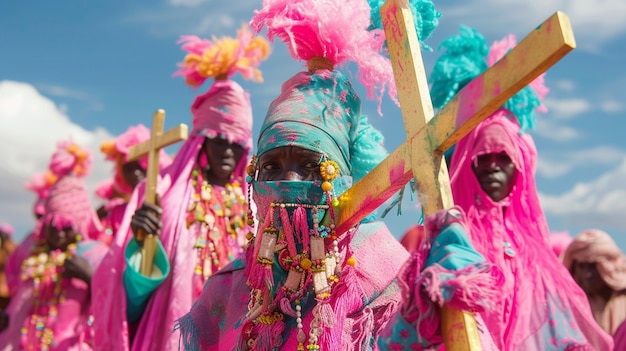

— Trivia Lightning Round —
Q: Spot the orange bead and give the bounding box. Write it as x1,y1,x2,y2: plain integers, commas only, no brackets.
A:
300,258,312,270
346,256,357,267
321,181,332,192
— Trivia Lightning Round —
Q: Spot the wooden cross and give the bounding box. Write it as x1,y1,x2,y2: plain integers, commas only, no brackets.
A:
333,1,576,350
127,109,189,277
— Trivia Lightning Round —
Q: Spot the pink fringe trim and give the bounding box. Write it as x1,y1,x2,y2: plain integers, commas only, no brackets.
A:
419,262,502,312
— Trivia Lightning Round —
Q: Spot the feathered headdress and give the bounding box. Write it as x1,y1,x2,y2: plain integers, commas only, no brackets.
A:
41,139,103,240
174,24,270,156
48,139,92,178
174,23,271,87
251,0,396,109
429,26,548,134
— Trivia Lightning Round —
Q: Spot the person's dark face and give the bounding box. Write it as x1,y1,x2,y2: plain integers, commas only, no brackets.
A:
44,225,76,251
472,152,517,202
203,137,245,183
572,261,609,295
257,146,323,181
122,160,146,189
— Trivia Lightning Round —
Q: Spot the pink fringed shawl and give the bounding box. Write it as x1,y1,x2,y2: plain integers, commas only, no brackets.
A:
448,112,613,350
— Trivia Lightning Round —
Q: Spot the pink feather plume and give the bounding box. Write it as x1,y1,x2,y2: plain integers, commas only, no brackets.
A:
250,0,397,108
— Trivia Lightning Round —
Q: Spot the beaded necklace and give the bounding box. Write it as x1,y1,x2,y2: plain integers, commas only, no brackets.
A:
186,168,248,295
19,242,77,351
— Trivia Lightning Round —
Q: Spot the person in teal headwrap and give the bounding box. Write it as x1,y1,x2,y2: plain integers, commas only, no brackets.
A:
174,1,501,350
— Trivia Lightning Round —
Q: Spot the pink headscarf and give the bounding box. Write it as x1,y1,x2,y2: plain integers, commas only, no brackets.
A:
191,80,253,153
0,223,13,236
100,124,173,197
41,140,103,241
563,229,626,291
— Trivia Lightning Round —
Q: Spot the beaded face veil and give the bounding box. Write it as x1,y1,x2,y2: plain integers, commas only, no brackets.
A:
244,151,354,350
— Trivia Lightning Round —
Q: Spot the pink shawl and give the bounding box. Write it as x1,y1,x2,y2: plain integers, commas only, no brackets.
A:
448,112,613,350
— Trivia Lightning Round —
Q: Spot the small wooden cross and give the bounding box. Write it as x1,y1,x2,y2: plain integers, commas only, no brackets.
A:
127,109,189,277
334,1,576,350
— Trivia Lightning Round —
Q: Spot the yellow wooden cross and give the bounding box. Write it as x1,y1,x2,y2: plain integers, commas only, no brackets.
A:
334,1,576,350
127,109,189,277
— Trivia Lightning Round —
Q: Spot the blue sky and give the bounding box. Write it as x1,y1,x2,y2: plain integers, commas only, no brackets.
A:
1,0,625,251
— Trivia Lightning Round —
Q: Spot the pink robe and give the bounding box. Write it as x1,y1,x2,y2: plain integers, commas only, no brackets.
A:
92,135,249,351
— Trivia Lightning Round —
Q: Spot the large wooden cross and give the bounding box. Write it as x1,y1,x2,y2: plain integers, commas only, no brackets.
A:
334,1,576,350
127,109,188,277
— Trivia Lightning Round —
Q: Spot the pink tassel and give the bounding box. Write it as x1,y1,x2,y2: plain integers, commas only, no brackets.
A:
323,266,361,348
293,206,308,244
420,262,502,312
280,297,297,317
252,318,285,351
247,262,273,290
313,300,336,328
280,207,298,258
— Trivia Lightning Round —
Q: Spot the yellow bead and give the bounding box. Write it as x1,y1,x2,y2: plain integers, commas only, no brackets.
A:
346,256,357,267
321,181,332,192
246,232,254,240
300,258,312,270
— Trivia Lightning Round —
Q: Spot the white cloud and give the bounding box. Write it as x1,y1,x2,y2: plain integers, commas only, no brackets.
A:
37,84,91,100
537,146,625,179
0,80,113,242
122,1,257,38
600,100,624,113
37,83,104,112
536,119,580,142
440,0,626,52
536,158,572,179
553,79,577,92
167,0,208,7
544,97,591,119
540,156,626,231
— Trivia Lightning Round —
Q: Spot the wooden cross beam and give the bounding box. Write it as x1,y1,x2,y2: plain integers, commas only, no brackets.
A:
127,109,188,277
334,2,575,350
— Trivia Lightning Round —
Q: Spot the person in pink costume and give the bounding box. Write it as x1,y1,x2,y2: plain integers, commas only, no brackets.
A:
0,223,16,311
3,170,61,312
384,28,613,350
563,229,626,336
91,25,270,351
96,124,173,245
446,35,612,350
0,139,108,351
